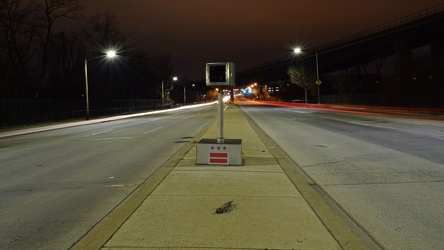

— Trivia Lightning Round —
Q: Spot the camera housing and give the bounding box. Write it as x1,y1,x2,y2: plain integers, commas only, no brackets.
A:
205,62,235,87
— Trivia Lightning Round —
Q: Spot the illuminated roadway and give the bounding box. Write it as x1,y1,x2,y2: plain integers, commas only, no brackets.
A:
240,102,444,249
1,101,444,249
0,105,217,249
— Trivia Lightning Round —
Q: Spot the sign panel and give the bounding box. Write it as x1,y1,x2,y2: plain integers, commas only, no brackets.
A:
209,144,229,165
206,62,235,87
196,138,242,166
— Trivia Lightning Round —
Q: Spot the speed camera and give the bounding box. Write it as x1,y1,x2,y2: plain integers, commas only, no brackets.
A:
205,62,235,87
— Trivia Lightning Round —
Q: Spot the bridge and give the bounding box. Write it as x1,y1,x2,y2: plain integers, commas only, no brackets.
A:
236,3,444,107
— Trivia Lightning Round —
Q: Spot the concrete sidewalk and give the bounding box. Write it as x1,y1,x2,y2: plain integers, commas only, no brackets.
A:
73,104,367,249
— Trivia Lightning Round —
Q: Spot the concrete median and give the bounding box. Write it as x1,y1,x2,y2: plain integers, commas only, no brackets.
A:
73,104,368,249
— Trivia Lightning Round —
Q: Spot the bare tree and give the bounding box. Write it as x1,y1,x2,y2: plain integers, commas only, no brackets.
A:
0,0,36,97
83,12,125,55
153,52,174,98
32,0,83,98
330,70,351,95
46,30,85,97
287,65,314,103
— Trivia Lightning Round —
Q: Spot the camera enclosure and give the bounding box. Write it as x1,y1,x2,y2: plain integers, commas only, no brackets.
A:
205,62,235,87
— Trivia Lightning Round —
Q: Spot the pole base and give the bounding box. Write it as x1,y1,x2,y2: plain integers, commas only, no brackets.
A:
196,138,243,166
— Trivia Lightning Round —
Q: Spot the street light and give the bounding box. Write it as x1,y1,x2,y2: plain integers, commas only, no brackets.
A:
315,51,321,104
162,76,178,108
84,50,117,120
106,50,116,58
184,80,201,105
183,82,186,106
293,47,321,104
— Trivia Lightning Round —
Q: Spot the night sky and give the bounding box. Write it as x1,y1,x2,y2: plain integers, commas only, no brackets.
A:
80,0,443,81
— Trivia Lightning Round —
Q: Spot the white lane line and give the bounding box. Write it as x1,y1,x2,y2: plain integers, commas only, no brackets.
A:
143,127,162,134
325,117,372,127
291,110,311,114
324,117,443,138
182,116,190,120
85,129,116,137
92,137,132,141
107,183,139,187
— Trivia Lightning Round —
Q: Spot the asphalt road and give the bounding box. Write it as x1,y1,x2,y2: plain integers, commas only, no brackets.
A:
0,105,216,250
240,104,444,250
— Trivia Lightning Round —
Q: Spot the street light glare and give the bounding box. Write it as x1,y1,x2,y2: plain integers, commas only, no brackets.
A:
106,50,117,58
84,49,119,120
173,76,178,81
294,47,302,54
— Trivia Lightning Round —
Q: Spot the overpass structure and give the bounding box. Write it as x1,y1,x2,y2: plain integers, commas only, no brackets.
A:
236,3,444,106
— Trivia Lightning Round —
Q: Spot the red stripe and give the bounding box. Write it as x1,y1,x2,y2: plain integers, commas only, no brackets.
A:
210,153,227,157
210,158,228,164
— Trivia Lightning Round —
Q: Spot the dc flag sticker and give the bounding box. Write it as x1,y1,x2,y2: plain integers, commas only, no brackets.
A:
209,145,229,165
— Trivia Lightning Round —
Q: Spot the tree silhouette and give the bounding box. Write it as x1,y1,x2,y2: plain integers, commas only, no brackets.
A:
287,65,314,103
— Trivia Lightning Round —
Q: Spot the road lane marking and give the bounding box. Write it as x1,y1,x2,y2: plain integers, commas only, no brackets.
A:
325,117,372,127
85,129,116,137
108,184,139,187
143,127,162,134
91,137,132,141
324,117,444,138
291,110,311,114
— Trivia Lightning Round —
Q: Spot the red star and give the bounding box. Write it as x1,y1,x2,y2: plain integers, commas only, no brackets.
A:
211,146,215,150
223,146,227,150
217,146,221,150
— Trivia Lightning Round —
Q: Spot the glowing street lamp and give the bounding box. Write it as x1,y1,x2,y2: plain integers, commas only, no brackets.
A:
106,50,116,58
84,50,117,120
162,76,178,108
293,47,321,104
315,51,321,104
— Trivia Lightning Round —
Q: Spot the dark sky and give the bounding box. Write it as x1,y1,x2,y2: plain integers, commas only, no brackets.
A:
80,0,443,81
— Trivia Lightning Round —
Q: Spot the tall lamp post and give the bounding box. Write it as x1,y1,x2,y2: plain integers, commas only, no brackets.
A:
162,76,178,108
84,50,117,120
315,51,321,104
294,47,321,104
183,84,186,105
161,80,164,107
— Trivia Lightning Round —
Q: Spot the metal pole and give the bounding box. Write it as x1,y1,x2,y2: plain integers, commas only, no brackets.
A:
316,51,321,104
183,85,186,105
316,52,319,80
84,59,90,120
161,81,164,108
217,88,224,143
